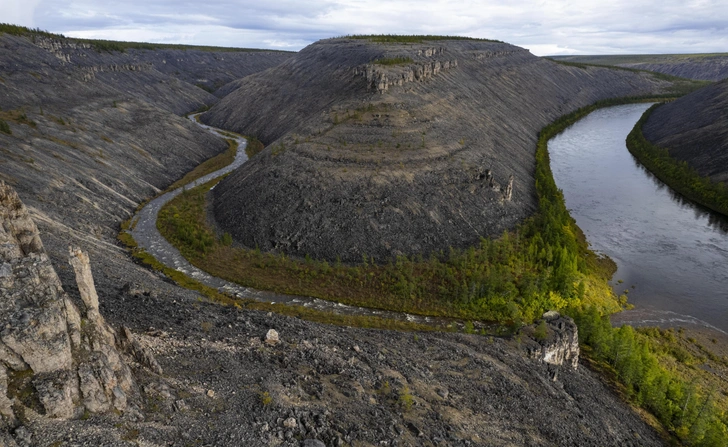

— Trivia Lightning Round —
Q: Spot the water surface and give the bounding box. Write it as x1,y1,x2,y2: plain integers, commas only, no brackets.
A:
549,103,728,333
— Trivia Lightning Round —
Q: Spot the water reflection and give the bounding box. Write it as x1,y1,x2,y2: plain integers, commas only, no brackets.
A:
549,103,728,332
631,160,728,233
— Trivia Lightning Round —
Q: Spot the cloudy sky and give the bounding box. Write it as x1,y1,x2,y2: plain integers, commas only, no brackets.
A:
3,0,727,55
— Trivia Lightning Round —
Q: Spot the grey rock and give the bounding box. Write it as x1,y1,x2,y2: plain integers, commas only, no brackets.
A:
265,329,280,345
203,37,674,263
303,440,326,447
643,79,728,184
521,314,580,370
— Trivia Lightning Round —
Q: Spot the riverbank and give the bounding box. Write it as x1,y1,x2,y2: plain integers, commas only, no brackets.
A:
627,104,728,217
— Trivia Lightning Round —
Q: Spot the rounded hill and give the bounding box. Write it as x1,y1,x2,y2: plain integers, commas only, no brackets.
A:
202,37,671,262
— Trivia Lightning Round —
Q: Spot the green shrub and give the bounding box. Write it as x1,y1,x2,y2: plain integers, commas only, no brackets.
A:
0,119,10,135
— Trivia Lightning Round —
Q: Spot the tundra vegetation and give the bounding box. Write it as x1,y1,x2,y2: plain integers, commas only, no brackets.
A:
0,22,290,53
627,104,728,217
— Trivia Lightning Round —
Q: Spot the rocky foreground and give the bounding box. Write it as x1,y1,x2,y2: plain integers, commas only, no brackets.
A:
0,180,666,446
203,37,673,263
643,79,728,184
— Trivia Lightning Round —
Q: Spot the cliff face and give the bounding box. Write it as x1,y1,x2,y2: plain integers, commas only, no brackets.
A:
0,182,157,426
643,79,728,183
203,38,671,262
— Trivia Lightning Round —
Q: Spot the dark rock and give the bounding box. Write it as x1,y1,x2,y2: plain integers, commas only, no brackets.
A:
643,79,728,184
204,37,672,262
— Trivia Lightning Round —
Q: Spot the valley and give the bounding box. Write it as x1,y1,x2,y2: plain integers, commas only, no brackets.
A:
1,26,727,446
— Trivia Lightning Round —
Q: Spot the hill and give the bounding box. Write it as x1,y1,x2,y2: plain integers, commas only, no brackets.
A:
550,53,728,81
202,37,674,263
643,79,728,183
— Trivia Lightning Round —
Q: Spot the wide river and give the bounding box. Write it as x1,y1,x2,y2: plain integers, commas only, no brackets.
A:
549,103,728,334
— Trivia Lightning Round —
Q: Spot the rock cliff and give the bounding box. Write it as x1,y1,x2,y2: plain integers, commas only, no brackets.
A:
203,37,673,262
520,311,580,379
0,181,158,427
643,79,728,183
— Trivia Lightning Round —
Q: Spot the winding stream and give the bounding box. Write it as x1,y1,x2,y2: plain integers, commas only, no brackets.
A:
131,107,728,334
129,114,456,328
549,103,728,333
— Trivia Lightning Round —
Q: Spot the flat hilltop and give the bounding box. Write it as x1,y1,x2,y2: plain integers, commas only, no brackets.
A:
550,53,728,81
203,36,675,263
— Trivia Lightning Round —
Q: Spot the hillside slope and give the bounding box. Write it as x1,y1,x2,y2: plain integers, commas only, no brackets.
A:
203,37,672,263
643,79,728,183
0,30,287,299
551,53,728,81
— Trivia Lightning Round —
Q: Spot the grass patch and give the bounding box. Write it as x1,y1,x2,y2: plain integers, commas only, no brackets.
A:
166,139,237,192
626,104,728,217
372,56,413,66
245,136,265,159
347,34,501,44
0,109,36,128
0,119,10,135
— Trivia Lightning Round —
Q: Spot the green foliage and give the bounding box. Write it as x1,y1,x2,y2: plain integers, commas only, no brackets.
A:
0,23,61,38
573,308,728,446
627,104,728,218
398,385,414,411
534,320,549,340
347,34,502,44
0,119,10,135
373,56,413,66
259,391,273,407
220,232,233,246
0,22,290,53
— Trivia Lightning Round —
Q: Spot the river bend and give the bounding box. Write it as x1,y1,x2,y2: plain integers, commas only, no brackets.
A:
549,104,728,333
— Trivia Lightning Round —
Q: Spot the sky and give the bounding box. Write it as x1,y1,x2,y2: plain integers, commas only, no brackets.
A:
2,0,727,56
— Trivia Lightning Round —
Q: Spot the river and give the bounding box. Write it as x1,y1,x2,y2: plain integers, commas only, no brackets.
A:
548,103,728,333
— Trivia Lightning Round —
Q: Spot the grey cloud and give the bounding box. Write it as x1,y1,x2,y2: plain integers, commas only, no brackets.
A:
17,0,728,54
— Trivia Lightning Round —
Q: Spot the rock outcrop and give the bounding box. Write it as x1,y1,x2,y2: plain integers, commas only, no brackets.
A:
550,53,728,82
521,311,580,377
643,79,728,184
0,182,156,427
203,37,674,263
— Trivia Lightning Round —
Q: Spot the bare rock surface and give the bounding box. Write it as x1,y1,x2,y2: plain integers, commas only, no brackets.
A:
643,79,728,184
550,53,728,82
0,181,151,427
203,37,672,262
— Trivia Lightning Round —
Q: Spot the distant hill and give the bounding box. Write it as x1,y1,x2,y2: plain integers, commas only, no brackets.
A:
643,79,728,183
202,36,677,263
550,53,728,81
0,27,289,285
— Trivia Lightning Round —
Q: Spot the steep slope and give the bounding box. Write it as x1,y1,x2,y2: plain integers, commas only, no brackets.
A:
0,30,280,306
551,53,728,81
643,79,728,183
125,48,292,94
203,37,672,263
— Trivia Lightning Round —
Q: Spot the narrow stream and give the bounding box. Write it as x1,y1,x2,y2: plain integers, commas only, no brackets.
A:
549,103,728,333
